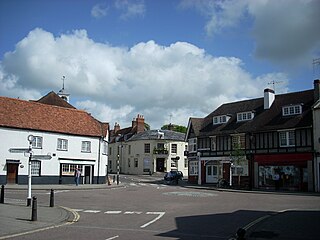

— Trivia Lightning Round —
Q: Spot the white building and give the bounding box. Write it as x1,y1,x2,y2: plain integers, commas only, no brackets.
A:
0,92,109,185
109,120,188,176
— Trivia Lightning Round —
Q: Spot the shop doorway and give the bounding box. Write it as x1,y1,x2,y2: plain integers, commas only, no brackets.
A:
206,165,218,183
7,163,18,184
84,165,92,184
156,158,165,172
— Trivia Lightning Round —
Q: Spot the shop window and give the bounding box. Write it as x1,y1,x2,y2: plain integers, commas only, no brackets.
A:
189,161,198,176
61,164,83,176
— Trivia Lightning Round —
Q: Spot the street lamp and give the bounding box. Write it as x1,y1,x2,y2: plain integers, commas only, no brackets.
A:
197,151,201,185
27,135,34,206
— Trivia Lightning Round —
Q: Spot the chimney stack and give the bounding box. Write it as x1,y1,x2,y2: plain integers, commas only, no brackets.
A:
314,79,320,102
264,88,275,110
114,122,120,134
136,114,145,133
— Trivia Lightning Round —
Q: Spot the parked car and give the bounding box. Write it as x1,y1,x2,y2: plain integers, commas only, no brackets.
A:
164,170,183,184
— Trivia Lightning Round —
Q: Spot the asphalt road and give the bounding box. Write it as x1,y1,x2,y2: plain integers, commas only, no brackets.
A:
4,175,320,240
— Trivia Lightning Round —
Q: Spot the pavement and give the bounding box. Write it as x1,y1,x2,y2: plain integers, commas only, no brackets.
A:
1,179,320,240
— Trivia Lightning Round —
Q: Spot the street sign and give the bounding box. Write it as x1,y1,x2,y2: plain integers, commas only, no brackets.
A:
9,148,30,153
31,155,52,160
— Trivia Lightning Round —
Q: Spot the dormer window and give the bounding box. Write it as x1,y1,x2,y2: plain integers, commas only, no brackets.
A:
213,115,230,125
282,105,302,116
237,111,254,122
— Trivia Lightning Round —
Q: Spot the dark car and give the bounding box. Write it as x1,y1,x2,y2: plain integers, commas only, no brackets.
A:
164,170,183,184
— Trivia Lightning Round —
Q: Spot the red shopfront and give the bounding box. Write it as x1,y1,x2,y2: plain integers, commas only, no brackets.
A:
254,153,313,191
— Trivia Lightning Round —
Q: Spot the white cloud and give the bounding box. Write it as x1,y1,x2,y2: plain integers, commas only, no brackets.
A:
115,0,145,20
91,3,109,18
180,0,320,65
0,28,288,128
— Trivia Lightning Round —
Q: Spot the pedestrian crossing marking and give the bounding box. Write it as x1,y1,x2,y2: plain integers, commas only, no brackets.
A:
104,211,122,214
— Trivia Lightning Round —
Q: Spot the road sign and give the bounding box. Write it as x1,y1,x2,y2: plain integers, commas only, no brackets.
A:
31,155,52,160
9,148,30,153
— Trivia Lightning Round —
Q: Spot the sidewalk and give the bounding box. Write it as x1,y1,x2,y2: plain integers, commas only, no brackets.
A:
0,202,74,239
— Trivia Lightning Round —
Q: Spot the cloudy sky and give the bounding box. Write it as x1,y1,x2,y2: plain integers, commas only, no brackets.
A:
0,0,319,129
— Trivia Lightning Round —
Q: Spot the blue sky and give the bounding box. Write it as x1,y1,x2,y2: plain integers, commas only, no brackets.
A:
0,0,319,129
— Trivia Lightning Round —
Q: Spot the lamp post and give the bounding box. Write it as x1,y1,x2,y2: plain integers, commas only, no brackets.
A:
116,152,120,185
27,135,34,206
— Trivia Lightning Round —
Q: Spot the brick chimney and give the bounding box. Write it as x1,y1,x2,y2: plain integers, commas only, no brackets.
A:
136,114,145,133
314,79,320,102
264,88,275,110
114,122,120,134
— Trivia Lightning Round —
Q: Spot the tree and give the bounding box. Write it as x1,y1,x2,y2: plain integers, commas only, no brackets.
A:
161,124,187,133
230,142,246,187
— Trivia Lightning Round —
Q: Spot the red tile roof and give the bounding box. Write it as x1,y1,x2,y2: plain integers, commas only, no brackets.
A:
0,96,109,137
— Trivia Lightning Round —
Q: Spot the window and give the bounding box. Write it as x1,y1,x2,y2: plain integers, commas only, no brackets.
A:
237,112,254,122
188,138,197,152
31,161,41,176
171,144,177,153
189,161,198,175
282,105,302,116
134,158,138,167
32,136,43,149
61,164,83,176
211,136,216,151
144,143,150,153
171,158,177,168
232,134,245,149
128,145,131,155
184,158,188,168
57,138,68,151
279,131,295,147
82,141,91,152
102,142,107,155
109,147,112,156
213,115,230,125
128,158,131,168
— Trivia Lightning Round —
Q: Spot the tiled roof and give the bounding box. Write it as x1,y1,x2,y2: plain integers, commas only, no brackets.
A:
128,130,185,142
35,91,76,109
198,89,314,137
0,96,108,137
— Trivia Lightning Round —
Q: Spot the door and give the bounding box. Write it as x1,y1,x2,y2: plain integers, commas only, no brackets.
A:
156,158,165,172
84,166,92,184
206,165,218,183
7,163,18,184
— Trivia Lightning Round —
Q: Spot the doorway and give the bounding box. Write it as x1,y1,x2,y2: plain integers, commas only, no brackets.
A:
84,165,92,184
206,165,218,183
7,163,18,184
156,158,165,172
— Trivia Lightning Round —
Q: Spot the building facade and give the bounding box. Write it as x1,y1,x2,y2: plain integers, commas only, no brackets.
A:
186,80,320,192
0,93,109,185
109,116,188,176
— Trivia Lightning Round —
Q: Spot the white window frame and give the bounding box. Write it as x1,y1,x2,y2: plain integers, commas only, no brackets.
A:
282,105,302,116
189,161,198,176
213,115,230,125
237,112,254,122
144,143,150,153
61,164,83,176
279,130,295,147
171,144,177,153
31,161,41,176
211,136,216,151
57,138,68,151
32,136,43,149
188,138,197,153
81,141,91,153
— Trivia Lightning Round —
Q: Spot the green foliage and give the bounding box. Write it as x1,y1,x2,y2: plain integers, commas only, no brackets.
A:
161,124,187,133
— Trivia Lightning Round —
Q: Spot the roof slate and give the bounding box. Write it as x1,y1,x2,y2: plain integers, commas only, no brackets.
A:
0,96,108,137
197,89,314,137
35,91,76,109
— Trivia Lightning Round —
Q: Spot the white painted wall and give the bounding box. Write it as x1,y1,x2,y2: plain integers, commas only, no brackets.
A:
0,127,107,181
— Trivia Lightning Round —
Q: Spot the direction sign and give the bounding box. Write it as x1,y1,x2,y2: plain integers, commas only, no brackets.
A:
9,148,30,153
31,155,52,160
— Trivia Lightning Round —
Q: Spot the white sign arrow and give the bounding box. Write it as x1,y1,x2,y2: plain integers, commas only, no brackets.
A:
9,148,30,153
31,155,52,160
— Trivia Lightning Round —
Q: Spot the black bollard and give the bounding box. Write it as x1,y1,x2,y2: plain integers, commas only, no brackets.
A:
50,189,54,207
0,185,4,203
0,185,4,204
31,196,37,221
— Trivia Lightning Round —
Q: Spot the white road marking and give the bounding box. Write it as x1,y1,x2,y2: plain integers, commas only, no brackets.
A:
104,211,122,214
83,210,101,213
45,190,70,194
106,235,119,240
124,211,142,215
140,212,165,228
72,209,84,212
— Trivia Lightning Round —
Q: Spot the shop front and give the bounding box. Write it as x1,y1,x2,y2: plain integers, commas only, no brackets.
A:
255,153,313,191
